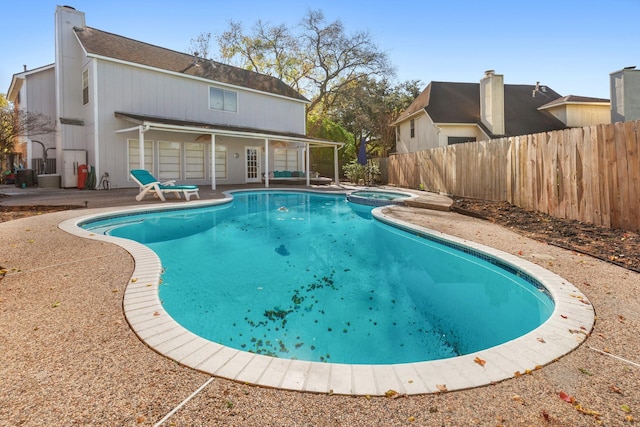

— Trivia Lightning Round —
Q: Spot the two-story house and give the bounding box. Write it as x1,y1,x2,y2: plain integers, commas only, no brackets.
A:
392,70,610,153
7,6,342,189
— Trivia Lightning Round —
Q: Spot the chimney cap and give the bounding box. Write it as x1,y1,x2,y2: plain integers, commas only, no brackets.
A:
624,65,637,70
484,69,495,76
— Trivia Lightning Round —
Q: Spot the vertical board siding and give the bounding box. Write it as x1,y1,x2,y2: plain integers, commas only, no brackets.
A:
387,120,640,232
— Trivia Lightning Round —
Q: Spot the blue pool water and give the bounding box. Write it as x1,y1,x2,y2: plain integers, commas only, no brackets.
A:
84,191,554,365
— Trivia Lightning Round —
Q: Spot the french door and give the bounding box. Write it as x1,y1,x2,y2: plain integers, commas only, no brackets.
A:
245,146,261,183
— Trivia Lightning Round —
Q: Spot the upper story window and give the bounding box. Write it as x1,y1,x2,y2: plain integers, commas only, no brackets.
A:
82,69,89,105
410,119,415,138
209,87,238,113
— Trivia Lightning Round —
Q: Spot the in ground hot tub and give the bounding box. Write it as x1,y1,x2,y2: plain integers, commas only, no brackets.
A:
346,189,416,207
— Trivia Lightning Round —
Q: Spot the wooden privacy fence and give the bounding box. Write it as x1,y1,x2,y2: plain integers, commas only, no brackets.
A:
387,120,640,232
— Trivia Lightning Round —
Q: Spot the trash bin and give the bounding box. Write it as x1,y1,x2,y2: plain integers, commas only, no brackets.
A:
15,169,37,188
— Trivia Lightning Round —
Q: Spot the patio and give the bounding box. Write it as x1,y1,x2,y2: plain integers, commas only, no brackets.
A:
0,185,638,425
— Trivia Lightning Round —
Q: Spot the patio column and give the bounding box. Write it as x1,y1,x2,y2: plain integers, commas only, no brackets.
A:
334,145,340,185
264,138,269,188
138,125,147,170
305,142,310,186
211,133,216,190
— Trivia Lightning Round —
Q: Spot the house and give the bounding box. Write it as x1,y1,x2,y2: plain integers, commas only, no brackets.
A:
392,70,610,153
6,6,342,189
610,66,640,123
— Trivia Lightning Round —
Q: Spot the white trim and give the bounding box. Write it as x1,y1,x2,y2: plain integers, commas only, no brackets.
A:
91,62,100,187
211,134,216,190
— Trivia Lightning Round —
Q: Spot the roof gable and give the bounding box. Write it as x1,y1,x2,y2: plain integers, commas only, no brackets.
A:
74,27,308,102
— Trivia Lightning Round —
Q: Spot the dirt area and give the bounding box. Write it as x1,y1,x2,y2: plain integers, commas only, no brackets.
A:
1,196,638,274
452,198,640,273
0,204,83,223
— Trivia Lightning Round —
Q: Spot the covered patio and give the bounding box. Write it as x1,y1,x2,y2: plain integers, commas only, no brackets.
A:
115,112,344,189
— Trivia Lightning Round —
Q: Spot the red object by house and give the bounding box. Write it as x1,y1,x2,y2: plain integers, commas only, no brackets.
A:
77,164,88,189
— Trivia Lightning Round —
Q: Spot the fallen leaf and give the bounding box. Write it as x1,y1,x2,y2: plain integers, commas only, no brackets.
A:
574,403,600,417
407,416,415,422
436,384,447,392
627,415,635,422
537,337,546,343
385,389,398,398
621,404,632,413
619,315,626,323
512,394,525,405
153,311,160,316
112,289,119,293
561,314,568,319
474,356,486,366
51,301,60,308
131,278,138,283
407,379,413,384
610,385,624,395
541,410,551,422
559,391,575,404
514,371,522,377
579,368,592,376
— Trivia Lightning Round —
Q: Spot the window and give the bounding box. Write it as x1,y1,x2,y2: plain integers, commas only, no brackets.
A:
447,136,477,145
274,148,299,171
210,144,228,179
127,139,154,173
158,141,181,180
209,87,238,112
185,143,205,179
82,69,89,105
410,119,415,138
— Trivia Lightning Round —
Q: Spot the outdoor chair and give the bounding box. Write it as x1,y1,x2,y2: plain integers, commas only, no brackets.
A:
129,169,200,202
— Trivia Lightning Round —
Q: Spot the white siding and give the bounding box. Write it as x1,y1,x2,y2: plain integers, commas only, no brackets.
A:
96,60,306,134
24,68,57,158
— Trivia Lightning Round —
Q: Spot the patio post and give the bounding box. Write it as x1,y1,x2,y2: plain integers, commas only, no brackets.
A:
138,125,146,170
334,145,340,185
305,142,310,186
264,138,269,188
211,133,216,190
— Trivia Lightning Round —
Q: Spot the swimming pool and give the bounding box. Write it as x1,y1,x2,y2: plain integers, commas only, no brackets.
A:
62,189,594,395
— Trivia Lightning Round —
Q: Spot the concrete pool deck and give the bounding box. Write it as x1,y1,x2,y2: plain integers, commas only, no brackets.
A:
1,184,639,425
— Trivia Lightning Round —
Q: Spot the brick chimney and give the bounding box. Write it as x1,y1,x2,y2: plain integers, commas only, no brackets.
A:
480,70,505,136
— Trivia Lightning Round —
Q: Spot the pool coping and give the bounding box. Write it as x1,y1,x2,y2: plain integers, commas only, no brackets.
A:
59,190,595,396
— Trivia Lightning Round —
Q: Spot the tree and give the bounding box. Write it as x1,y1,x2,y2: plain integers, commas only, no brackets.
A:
330,78,422,157
0,93,56,174
211,9,393,115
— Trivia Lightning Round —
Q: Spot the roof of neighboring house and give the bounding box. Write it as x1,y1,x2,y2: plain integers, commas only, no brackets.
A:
393,81,568,137
538,95,610,109
74,27,308,102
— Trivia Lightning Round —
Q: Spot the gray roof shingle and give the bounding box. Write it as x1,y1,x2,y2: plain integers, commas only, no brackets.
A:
74,27,308,102
394,81,568,137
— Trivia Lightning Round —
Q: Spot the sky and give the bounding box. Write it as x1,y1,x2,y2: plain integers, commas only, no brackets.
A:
3,0,639,100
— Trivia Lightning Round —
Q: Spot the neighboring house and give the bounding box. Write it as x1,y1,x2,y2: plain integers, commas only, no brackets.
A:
7,6,342,189
610,66,640,123
392,70,610,153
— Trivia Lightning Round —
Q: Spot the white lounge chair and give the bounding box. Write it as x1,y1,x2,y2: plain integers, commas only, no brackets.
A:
130,169,200,202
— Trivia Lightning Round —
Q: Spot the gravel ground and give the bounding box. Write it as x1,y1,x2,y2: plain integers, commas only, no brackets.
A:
1,194,639,426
